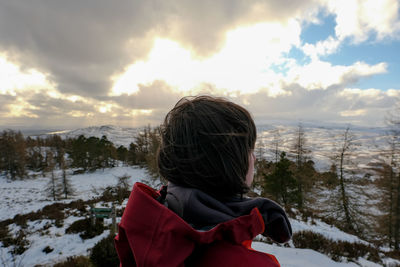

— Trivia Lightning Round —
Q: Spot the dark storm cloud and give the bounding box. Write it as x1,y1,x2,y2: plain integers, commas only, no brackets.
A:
0,0,316,98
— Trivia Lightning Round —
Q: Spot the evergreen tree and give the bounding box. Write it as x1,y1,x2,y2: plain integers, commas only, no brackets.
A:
0,130,26,179
70,135,88,170
263,152,298,208
127,142,138,165
116,145,128,164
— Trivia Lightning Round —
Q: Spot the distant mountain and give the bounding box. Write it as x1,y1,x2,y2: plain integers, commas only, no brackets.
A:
257,123,388,171
40,125,139,148
37,123,389,172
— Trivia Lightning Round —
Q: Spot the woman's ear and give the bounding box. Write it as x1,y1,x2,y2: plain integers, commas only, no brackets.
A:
245,151,255,187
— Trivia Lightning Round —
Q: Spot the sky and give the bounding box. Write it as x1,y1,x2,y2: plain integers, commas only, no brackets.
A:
0,0,400,130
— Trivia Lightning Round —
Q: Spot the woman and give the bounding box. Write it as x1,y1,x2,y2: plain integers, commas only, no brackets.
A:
115,96,292,266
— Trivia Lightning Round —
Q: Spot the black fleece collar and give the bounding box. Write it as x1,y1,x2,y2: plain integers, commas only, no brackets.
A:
166,183,292,243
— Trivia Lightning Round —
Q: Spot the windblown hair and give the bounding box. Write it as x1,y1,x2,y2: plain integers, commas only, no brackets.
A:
157,96,256,199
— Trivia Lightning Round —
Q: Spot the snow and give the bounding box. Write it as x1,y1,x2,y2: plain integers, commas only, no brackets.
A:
0,166,149,221
0,166,152,266
1,164,390,267
256,124,387,172
253,242,362,267
290,218,366,244
38,124,389,173
0,123,397,266
43,125,139,148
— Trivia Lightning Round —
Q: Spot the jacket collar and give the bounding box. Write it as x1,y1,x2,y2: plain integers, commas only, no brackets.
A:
118,182,265,267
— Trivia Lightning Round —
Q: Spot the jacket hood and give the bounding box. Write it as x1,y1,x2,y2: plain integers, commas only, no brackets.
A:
166,183,292,243
115,182,267,267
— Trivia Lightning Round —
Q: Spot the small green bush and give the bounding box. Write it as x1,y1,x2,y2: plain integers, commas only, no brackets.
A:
90,235,119,267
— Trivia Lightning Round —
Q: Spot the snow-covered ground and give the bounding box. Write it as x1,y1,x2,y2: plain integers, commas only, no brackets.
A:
1,165,398,266
0,166,150,221
252,242,387,267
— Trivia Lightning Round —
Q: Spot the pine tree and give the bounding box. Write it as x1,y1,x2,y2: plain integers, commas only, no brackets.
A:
127,142,138,165
117,145,128,164
0,130,26,179
263,152,298,208
70,135,88,170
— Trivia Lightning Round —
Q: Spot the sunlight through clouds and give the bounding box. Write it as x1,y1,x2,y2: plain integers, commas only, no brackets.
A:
0,0,399,128
0,55,55,96
6,98,39,118
110,20,301,97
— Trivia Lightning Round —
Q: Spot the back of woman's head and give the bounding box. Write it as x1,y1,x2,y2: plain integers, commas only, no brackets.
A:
157,96,256,199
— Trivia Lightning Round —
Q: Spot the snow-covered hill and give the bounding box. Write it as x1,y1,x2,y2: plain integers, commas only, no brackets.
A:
39,123,389,171
43,125,139,148
256,123,388,171
2,123,393,266
1,165,398,266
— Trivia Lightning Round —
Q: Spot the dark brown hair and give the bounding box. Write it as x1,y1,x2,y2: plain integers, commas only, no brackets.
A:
157,96,256,199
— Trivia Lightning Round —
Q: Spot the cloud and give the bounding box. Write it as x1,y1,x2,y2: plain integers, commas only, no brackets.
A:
285,60,387,90
110,21,301,96
300,0,400,61
0,54,55,96
0,0,318,98
324,0,400,43
237,85,397,126
302,36,341,59
111,80,184,110
0,0,398,129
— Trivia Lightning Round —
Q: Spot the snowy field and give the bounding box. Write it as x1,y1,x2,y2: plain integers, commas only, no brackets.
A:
1,165,398,266
0,166,150,221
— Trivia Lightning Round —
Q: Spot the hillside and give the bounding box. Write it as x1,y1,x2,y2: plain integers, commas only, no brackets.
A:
0,123,398,266
38,123,388,171
1,165,398,266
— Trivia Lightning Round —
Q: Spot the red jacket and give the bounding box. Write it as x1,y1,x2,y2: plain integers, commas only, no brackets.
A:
115,183,281,266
